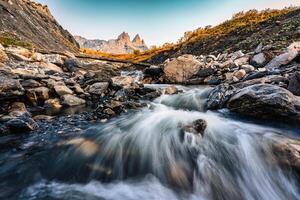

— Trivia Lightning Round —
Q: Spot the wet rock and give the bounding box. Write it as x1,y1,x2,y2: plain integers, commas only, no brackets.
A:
164,54,202,83
103,108,115,116
288,72,300,96
54,83,73,96
250,53,267,67
183,119,207,136
33,115,54,121
165,85,178,95
88,82,109,95
206,84,236,110
26,87,49,105
227,84,300,123
5,114,38,133
61,94,86,107
197,67,214,78
112,76,134,88
270,136,300,175
206,76,221,85
144,66,164,77
63,58,81,72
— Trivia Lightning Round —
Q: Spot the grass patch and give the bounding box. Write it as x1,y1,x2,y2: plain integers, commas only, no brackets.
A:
0,32,34,49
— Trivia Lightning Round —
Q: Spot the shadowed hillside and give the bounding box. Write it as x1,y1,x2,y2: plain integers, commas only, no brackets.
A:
0,0,79,52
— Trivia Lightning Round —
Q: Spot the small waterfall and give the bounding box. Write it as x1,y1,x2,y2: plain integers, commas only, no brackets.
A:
9,86,300,199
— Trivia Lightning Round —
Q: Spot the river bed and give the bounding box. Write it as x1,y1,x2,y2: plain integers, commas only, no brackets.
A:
1,85,300,200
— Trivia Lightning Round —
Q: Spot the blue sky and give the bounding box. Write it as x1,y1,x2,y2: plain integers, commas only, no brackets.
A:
36,0,300,46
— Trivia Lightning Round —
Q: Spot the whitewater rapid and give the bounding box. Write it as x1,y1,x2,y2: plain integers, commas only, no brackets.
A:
7,85,300,200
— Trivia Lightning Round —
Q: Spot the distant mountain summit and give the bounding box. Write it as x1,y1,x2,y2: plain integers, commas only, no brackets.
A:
75,32,149,54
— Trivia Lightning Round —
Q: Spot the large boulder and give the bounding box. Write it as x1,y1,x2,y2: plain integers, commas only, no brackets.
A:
163,55,202,83
288,72,300,96
227,84,300,123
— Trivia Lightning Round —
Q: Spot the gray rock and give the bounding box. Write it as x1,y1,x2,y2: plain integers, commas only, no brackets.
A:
64,58,81,72
88,82,109,95
0,74,24,98
265,51,299,70
6,114,38,133
227,84,300,123
250,53,267,67
288,72,300,96
255,43,263,54
54,83,73,96
61,94,86,107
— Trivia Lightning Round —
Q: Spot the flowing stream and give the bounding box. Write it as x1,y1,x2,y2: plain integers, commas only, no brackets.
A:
1,85,300,200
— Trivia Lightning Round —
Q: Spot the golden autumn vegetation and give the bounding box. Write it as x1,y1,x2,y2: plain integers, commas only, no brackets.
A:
81,7,295,62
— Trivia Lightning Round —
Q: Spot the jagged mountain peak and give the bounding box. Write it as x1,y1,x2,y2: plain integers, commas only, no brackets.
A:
117,32,131,43
132,34,144,46
75,32,148,54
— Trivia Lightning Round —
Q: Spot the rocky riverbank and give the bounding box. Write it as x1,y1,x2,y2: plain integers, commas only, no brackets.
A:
144,41,300,125
0,44,161,135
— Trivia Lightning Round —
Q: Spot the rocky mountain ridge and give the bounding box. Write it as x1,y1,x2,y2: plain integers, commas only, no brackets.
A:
0,0,79,52
75,32,148,54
